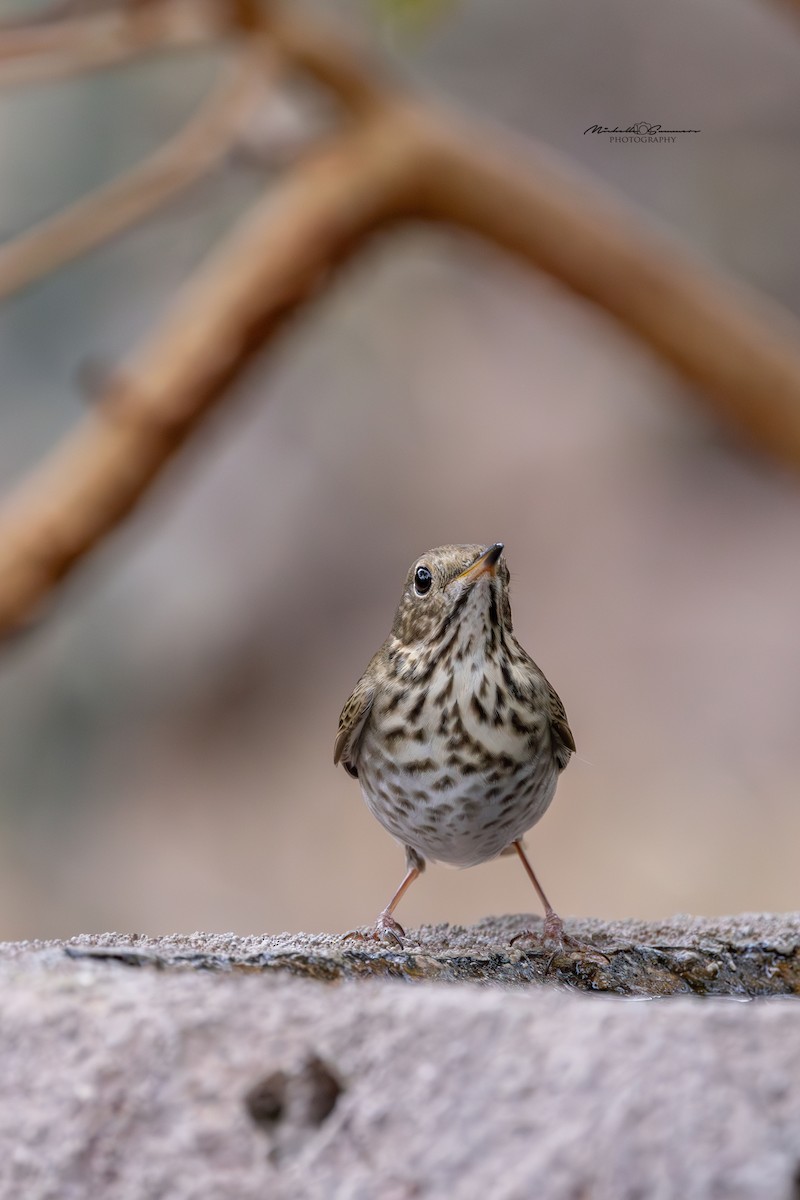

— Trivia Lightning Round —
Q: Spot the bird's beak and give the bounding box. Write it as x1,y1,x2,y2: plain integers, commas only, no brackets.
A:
454,543,504,584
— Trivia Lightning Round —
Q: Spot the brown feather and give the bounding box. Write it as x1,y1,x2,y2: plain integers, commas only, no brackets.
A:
334,673,376,771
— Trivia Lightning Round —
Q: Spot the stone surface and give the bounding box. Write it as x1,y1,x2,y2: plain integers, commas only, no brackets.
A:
41,911,800,996
1,916,800,1199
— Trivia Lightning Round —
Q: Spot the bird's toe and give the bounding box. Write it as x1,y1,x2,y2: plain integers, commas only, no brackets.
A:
343,912,406,948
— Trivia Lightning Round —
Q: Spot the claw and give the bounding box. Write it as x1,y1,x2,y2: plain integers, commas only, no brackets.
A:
510,920,609,974
510,911,574,950
344,911,406,948
543,911,567,948
510,928,547,950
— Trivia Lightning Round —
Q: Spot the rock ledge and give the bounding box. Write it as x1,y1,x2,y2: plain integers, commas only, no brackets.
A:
1,915,799,1200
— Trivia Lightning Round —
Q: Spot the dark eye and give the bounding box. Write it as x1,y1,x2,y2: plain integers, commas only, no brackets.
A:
414,566,433,596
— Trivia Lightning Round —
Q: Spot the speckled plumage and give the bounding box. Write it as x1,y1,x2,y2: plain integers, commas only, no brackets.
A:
335,543,575,945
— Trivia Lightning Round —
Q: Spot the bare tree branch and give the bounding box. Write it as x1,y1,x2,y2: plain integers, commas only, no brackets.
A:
0,0,799,642
261,6,800,464
0,53,270,303
0,109,423,633
416,113,800,468
0,0,224,87
252,1,398,115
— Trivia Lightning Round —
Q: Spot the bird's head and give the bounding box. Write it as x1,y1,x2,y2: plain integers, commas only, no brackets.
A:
391,543,511,648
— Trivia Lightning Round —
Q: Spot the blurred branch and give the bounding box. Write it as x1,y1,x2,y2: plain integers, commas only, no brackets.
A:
251,2,394,115
418,115,800,470
0,54,268,303
256,3,800,466
768,0,800,20
0,0,224,86
0,109,422,633
1,0,800,638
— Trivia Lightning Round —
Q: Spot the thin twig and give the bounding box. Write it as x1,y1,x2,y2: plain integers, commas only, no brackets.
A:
0,109,422,635
252,1,398,115
0,0,224,87
0,0,398,111
0,52,270,303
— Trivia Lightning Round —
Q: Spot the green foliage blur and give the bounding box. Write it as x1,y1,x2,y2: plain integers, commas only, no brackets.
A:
369,0,459,35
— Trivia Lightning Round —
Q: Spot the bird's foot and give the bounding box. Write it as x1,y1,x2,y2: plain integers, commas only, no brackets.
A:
343,911,406,948
510,911,569,950
513,912,587,950
510,913,602,959
543,910,570,948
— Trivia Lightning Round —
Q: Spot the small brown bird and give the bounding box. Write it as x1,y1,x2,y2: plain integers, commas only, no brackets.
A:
334,543,575,946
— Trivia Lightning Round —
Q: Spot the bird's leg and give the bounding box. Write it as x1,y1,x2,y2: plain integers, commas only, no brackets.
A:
509,840,568,949
345,851,424,948
372,865,420,945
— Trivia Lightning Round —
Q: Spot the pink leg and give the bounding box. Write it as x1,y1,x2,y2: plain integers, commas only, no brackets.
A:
510,840,565,947
346,864,421,948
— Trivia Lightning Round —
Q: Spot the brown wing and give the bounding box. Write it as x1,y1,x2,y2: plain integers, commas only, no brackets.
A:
334,671,376,779
516,646,576,772
547,683,575,771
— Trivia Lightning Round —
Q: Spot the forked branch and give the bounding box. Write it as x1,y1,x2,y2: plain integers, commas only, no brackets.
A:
0,0,799,641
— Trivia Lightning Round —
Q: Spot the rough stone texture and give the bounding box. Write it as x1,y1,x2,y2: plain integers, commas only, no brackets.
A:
41,912,800,996
2,915,800,1199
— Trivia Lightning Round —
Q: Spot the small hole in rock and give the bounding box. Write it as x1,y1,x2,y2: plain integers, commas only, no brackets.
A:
245,1071,288,1130
301,1054,344,1125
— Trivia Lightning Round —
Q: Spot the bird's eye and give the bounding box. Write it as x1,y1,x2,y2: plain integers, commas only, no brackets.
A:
414,566,433,596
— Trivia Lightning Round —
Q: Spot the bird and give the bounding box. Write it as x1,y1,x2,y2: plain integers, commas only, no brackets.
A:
334,542,576,947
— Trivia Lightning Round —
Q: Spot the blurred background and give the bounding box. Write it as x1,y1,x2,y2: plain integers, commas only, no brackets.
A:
0,0,799,940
